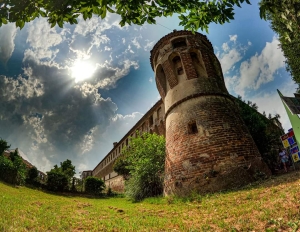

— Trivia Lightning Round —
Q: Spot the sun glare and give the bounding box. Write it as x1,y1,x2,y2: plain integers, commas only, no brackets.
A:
71,60,96,83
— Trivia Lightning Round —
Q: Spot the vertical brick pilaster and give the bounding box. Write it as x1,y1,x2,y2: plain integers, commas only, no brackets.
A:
201,50,217,78
162,61,178,89
181,52,198,80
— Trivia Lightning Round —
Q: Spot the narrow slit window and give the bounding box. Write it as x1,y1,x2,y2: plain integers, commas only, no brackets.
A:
177,67,183,75
188,121,198,134
172,38,187,49
172,56,184,75
149,115,154,126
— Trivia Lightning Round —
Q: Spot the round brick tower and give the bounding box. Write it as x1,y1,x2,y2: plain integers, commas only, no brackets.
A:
150,30,270,196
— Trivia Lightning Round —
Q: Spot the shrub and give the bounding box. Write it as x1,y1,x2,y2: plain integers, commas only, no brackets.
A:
0,149,27,185
0,138,10,155
120,132,165,202
27,166,38,181
46,159,76,192
46,171,69,192
85,176,105,195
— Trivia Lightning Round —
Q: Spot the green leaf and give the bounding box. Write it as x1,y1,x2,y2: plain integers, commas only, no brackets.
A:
50,22,56,28
58,20,63,28
1,18,7,24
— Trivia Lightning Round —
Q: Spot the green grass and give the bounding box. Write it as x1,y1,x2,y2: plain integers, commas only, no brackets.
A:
1,170,300,231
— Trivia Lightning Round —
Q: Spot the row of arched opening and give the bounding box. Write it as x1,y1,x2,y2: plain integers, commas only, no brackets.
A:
155,50,209,96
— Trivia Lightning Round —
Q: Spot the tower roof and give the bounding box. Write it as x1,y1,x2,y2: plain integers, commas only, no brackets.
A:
150,30,213,70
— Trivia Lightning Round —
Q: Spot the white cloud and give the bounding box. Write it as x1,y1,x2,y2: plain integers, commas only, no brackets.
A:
222,42,229,52
144,40,155,51
219,48,242,73
0,23,17,65
74,14,121,36
26,19,64,60
0,74,44,101
249,80,298,132
92,59,139,89
149,77,153,83
216,35,250,74
248,41,252,46
234,37,285,96
132,37,141,49
229,34,238,43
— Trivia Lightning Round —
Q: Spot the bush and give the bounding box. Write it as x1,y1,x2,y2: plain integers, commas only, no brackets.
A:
0,150,27,185
46,159,76,192
26,166,38,182
119,132,165,202
85,176,105,195
47,171,69,192
0,138,10,155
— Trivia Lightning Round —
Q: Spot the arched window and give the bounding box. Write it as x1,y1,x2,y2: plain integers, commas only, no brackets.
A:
190,52,208,78
172,38,187,49
172,56,184,75
156,64,167,95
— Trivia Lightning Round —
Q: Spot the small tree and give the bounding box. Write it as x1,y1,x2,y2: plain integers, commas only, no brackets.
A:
10,150,27,185
26,166,39,184
113,153,130,180
46,159,76,192
0,149,27,185
118,132,165,202
85,176,105,195
60,159,76,181
47,170,69,192
0,138,10,155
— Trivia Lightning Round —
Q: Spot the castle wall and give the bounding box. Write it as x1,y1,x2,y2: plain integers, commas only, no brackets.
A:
92,99,165,192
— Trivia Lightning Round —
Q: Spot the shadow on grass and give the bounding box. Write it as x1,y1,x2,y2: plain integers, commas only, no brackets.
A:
143,168,300,205
0,179,125,200
175,168,300,203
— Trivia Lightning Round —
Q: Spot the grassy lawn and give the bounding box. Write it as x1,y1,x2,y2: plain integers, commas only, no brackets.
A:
0,171,300,231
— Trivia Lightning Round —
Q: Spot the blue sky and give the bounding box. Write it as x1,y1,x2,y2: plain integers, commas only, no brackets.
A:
0,0,297,174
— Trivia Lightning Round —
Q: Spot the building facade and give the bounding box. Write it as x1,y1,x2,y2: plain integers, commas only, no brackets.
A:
92,100,166,192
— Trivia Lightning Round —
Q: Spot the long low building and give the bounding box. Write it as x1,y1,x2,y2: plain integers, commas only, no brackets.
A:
92,99,166,192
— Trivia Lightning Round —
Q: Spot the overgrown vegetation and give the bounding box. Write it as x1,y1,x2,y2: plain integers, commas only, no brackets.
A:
236,96,283,173
0,170,300,231
113,132,165,202
0,0,251,32
0,146,27,185
46,159,76,192
84,176,105,195
260,0,300,87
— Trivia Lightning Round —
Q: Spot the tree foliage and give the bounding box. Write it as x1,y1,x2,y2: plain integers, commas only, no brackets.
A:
84,176,105,195
46,159,76,192
0,0,251,32
0,149,27,185
26,166,39,185
60,159,76,181
260,0,300,86
236,97,283,173
46,170,69,192
114,132,165,202
0,138,10,155
113,153,130,180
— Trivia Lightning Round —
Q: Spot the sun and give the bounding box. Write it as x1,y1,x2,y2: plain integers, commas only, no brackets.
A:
71,60,96,83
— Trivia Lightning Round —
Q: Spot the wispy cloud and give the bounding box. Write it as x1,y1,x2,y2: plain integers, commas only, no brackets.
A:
234,37,286,96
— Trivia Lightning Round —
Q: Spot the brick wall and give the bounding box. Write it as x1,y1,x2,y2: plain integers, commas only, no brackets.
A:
150,30,270,196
